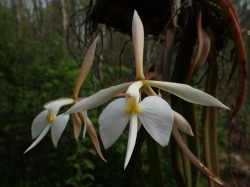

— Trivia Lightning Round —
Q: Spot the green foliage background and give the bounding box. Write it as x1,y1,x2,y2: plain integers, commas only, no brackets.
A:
0,6,94,186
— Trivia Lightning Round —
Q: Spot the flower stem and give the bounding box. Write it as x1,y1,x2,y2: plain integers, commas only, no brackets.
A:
172,125,229,187
202,63,220,187
182,102,200,187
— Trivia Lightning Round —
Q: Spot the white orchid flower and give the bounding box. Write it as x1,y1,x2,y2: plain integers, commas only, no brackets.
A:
63,10,229,168
98,79,228,168
24,98,74,153
24,37,106,161
99,81,174,169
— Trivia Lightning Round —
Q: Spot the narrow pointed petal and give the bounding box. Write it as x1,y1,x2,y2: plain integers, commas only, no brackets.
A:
173,111,193,136
66,82,132,114
73,37,99,98
138,96,174,146
132,11,145,80
147,80,229,109
78,112,106,161
87,116,107,161
82,111,88,139
124,115,138,169
31,110,48,139
99,98,130,149
44,98,74,116
73,113,82,141
24,124,50,154
83,124,87,139
51,114,69,148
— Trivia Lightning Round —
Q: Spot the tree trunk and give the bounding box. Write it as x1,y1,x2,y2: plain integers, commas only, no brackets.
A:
60,0,68,38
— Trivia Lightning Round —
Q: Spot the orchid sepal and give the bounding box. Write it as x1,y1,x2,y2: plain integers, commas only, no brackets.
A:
132,11,145,80
145,80,229,109
24,124,50,154
173,111,194,136
73,37,99,98
65,82,133,114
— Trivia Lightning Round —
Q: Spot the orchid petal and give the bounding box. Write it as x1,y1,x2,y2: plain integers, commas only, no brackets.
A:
83,124,87,138
66,82,132,114
51,114,69,148
24,124,50,154
84,114,107,161
44,98,74,116
72,113,82,141
82,111,88,139
124,114,138,169
132,10,145,80
99,98,130,149
31,110,48,139
147,80,229,109
126,81,143,103
73,37,99,98
173,111,194,136
138,96,174,146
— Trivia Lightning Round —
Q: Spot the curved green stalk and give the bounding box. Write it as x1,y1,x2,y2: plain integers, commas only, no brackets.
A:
172,126,229,187
202,63,220,187
180,134,192,187
170,138,186,187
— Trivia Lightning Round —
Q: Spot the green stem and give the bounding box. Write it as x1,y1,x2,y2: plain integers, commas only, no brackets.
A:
146,136,164,187
172,126,229,187
182,102,200,187
202,63,219,186
171,138,186,187
180,134,192,187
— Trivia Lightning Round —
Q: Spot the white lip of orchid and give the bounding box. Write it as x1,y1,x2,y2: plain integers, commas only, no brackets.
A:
98,95,175,169
24,110,70,154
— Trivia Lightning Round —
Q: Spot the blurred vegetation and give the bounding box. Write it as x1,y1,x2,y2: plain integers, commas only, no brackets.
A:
0,0,250,187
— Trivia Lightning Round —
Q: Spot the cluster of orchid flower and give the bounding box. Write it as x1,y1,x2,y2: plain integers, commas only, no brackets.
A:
24,11,229,169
